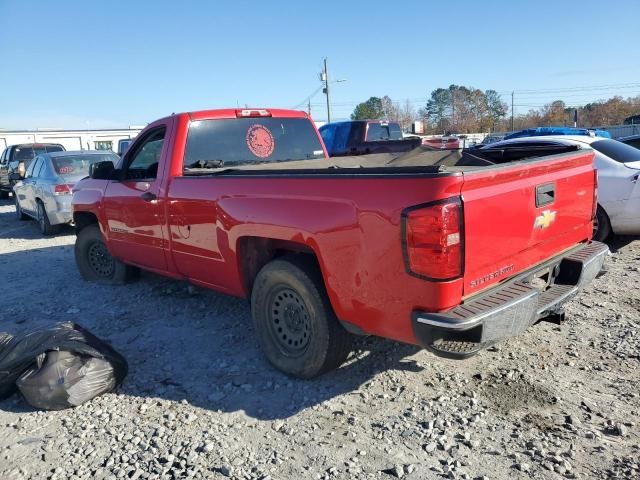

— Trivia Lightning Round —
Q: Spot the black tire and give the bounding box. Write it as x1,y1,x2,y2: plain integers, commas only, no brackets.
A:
0,190,9,200
37,200,59,236
15,195,28,220
251,255,353,378
75,224,135,285
593,205,611,242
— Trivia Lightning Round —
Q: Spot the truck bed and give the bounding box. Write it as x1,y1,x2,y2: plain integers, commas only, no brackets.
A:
169,147,596,345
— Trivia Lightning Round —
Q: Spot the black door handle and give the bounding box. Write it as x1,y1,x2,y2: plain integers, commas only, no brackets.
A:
140,192,157,202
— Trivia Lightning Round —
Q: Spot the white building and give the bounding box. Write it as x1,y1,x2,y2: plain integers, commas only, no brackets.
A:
0,127,144,152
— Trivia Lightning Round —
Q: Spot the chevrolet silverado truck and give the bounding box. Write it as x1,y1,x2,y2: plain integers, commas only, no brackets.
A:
318,120,421,156
71,108,607,378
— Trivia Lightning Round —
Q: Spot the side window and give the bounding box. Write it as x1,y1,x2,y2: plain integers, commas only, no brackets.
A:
124,128,165,180
0,149,6,164
34,157,48,178
25,158,39,178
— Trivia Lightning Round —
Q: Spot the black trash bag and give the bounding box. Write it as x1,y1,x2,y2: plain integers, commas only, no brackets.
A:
0,322,127,409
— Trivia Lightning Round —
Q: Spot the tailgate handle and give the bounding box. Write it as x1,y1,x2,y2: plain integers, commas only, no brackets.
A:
536,183,555,207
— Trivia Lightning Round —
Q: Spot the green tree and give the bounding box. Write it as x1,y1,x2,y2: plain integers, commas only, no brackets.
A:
420,85,508,133
351,97,384,120
420,88,451,130
484,89,508,129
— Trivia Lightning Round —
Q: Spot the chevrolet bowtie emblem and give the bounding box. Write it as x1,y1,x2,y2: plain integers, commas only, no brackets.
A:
534,210,557,229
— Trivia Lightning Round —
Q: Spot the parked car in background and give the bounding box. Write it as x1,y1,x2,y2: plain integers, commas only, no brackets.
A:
504,127,611,140
319,120,421,156
14,151,118,235
479,135,640,241
0,143,65,198
71,107,605,378
421,136,460,149
619,134,640,150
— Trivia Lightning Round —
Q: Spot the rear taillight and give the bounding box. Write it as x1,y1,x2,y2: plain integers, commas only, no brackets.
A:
402,198,464,281
235,109,272,118
54,184,72,195
591,170,598,221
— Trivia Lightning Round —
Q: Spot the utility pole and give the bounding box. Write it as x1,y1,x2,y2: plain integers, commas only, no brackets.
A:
308,98,311,116
511,91,515,131
321,57,331,123
451,91,455,130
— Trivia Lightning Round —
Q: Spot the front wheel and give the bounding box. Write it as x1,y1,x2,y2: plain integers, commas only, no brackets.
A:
75,224,136,285
251,256,353,378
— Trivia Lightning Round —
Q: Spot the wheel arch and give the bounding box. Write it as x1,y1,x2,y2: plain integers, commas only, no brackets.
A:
74,211,99,235
237,236,322,296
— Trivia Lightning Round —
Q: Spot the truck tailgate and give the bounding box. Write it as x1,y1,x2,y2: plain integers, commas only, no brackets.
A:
460,151,596,297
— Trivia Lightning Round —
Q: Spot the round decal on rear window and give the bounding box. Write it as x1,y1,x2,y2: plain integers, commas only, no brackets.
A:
246,124,275,158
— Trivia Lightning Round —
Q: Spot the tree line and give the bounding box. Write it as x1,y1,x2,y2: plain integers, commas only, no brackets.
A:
350,85,640,134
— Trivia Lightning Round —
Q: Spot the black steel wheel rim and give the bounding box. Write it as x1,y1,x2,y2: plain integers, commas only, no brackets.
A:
267,287,312,356
87,241,115,278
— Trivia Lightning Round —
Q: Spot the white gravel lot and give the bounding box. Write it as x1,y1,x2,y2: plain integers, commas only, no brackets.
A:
0,197,638,480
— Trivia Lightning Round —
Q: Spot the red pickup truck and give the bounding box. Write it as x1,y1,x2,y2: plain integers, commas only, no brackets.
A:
72,108,607,378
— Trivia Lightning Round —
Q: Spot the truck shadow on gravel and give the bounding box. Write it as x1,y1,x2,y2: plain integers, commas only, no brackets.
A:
0,243,424,420
605,235,638,253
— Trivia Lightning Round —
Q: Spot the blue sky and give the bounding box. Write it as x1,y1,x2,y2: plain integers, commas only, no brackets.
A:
1,0,639,129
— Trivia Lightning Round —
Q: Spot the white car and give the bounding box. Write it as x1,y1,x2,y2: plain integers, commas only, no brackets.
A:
479,135,640,241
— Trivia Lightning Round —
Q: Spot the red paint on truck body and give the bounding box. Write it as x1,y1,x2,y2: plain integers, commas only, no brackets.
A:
72,109,595,346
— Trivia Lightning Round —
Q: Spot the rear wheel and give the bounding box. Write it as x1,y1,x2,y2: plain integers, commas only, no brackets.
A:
593,205,611,242
37,200,59,236
251,256,353,378
15,195,28,220
75,224,136,285
0,190,9,200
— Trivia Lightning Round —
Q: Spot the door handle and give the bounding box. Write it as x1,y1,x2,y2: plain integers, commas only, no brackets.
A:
140,192,157,202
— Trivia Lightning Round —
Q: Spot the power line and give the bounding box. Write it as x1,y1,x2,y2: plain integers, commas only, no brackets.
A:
291,85,324,110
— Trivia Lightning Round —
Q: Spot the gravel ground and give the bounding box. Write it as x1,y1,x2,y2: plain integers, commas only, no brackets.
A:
0,197,638,480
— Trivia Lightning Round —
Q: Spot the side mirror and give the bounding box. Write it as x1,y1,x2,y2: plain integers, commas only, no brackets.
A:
90,161,116,180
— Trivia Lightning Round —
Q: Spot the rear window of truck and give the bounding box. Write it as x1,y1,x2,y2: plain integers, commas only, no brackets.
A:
183,118,325,171
365,123,403,142
13,144,64,162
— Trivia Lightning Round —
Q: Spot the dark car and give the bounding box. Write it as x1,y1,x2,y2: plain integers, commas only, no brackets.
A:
0,143,65,198
619,134,640,150
318,120,421,157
